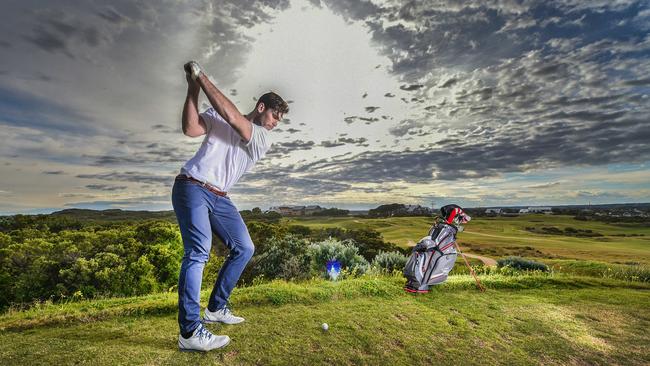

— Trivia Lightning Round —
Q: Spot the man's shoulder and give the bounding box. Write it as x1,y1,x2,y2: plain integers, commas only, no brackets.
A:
202,108,231,135
202,107,226,122
253,123,271,144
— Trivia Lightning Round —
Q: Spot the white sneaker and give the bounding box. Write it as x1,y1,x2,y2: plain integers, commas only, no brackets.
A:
178,325,230,352
203,307,245,325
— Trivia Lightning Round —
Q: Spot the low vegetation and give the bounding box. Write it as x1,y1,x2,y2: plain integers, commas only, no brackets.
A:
0,217,403,310
497,256,549,272
1,211,649,364
525,225,604,237
1,273,649,365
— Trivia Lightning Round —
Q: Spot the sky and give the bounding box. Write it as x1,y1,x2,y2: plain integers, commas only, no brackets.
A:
0,0,649,214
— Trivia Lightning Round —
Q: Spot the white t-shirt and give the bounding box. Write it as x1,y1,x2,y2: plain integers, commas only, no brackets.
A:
180,108,271,192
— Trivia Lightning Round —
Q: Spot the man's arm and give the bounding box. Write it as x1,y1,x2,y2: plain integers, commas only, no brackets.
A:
182,75,207,137
196,73,253,142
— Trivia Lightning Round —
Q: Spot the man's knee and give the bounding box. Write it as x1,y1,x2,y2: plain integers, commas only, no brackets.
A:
183,248,210,263
242,242,255,259
233,242,254,260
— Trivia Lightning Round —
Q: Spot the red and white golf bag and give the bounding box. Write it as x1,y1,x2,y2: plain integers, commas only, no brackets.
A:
404,204,471,293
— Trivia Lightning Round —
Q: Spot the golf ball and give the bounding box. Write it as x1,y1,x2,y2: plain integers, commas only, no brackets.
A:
322,323,329,331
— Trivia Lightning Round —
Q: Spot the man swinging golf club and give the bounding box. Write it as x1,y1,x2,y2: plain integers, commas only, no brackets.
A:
173,61,288,352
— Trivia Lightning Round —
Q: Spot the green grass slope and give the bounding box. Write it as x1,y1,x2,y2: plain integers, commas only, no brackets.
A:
1,274,649,365
287,215,650,264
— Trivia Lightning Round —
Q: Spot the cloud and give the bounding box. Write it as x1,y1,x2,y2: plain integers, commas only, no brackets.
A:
320,137,368,148
321,140,345,148
388,120,425,137
358,117,379,124
96,6,130,24
525,181,563,189
1,0,649,212
399,84,424,91
76,171,173,186
338,137,368,146
266,140,316,156
0,86,101,135
63,194,172,210
623,77,650,86
439,78,458,88
85,184,128,191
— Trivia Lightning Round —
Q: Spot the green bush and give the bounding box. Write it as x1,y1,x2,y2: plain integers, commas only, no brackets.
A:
497,256,549,272
371,251,408,273
251,235,312,281
201,255,225,290
0,220,183,309
308,239,369,278
309,227,401,260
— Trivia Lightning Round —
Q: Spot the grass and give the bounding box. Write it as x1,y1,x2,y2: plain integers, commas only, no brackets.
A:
544,259,650,282
2,215,649,365
1,273,649,365
286,214,650,264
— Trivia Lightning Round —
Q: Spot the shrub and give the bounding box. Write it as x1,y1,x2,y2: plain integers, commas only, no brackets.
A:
371,251,408,273
0,220,184,309
308,239,369,278
497,256,549,272
251,235,311,281
201,255,225,290
287,225,312,237
309,227,400,261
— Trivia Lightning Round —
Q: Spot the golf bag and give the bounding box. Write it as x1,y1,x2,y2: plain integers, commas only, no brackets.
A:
403,204,471,293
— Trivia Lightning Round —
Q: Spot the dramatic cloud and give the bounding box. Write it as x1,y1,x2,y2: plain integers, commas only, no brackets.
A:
1,0,648,212
85,184,128,191
77,171,174,186
267,140,316,156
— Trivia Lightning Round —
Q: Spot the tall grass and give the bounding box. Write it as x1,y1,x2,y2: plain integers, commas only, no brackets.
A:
547,260,650,283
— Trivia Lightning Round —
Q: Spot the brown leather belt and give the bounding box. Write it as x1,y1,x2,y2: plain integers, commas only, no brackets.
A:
176,174,228,197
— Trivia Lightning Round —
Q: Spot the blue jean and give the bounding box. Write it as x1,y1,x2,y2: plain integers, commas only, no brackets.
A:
171,178,255,334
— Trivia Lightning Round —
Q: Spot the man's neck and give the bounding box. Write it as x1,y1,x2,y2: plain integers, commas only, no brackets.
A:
245,111,261,126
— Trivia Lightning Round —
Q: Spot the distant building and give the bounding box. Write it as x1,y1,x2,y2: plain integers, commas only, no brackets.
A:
519,209,530,214
485,208,502,215
528,206,552,214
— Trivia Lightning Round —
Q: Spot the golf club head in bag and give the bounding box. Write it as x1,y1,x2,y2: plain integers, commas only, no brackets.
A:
403,204,470,293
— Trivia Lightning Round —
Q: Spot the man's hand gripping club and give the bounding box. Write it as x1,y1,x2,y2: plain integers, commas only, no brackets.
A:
183,61,253,142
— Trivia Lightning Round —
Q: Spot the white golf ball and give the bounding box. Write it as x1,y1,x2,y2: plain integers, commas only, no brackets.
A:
321,323,329,331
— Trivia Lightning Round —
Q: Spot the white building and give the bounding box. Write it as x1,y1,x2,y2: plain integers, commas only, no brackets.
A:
528,206,552,214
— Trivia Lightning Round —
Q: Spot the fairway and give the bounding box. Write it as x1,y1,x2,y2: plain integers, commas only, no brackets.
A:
285,215,650,264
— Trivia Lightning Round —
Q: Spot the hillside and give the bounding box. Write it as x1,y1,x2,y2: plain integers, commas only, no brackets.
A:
1,212,648,364
50,209,178,222
286,215,650,264
1,273,649,365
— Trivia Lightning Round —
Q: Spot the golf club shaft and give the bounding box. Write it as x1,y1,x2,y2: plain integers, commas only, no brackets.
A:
454,242,486,292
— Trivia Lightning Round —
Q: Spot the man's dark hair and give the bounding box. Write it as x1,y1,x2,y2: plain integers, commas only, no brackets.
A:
257,92,289,114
